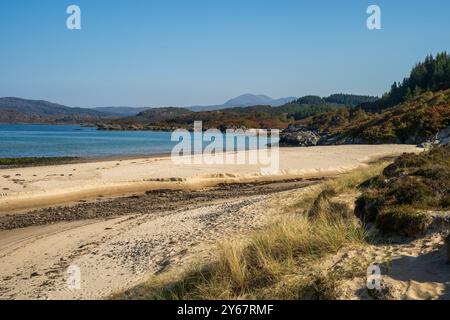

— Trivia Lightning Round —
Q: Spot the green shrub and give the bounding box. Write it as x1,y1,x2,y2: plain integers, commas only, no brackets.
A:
357,175,386,190
355,145,450,236
441,195,450,208
414,166,449,179
383,153,426,177
354,192,386,222
387,177,436,206
375,206,432,237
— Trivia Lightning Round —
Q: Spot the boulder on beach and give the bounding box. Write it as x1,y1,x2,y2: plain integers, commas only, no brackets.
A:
280,126,322,147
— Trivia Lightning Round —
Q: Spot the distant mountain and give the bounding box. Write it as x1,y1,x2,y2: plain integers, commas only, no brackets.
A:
185,93,377,112
187,94,296,111
0,97,110,123
93,106,150,117
223,94,296,107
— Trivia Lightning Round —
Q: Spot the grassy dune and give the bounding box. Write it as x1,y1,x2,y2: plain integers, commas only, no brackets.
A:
114,164,388,300
356,144,450,237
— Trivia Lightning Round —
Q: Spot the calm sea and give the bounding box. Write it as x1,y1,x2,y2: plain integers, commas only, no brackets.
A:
0,124,263,158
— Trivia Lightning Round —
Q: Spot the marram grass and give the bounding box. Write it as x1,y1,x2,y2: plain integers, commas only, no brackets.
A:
113,164,387,300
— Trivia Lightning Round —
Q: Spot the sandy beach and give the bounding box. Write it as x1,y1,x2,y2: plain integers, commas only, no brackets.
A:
0,145,423,300
0,145,420,213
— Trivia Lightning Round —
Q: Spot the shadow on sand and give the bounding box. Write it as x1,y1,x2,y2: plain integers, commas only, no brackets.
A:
381,246,450,300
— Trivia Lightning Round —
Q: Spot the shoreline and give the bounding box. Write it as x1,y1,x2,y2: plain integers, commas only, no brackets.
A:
0,145,422,213
0,153,174,169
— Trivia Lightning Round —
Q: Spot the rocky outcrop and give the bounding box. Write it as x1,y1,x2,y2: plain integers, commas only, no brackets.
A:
280,126,322,147
418,126,450,148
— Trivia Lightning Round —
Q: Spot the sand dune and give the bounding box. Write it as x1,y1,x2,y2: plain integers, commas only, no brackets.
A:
0,145,421,213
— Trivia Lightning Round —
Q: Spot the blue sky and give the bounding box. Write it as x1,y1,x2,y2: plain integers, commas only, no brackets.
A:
1,0,450,108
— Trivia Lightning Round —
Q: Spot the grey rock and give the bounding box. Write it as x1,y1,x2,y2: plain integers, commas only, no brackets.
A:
280,126,321,147
417,126,450,147
418,142,434,150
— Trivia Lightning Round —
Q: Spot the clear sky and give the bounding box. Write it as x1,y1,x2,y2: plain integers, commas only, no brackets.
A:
1,0,450,108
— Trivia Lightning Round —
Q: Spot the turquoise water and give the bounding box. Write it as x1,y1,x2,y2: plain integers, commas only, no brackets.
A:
0,124,181,158
0,124,265,158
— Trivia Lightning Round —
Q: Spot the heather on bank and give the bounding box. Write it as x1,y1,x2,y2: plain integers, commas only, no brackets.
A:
355,144,450,236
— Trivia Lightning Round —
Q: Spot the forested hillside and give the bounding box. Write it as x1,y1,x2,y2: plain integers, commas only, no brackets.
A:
297,89,450,144
360,52,450,112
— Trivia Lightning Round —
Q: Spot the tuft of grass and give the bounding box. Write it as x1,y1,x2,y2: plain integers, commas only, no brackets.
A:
308,188,352,221
293,162,389,214
115,213,366,300
306,271,343,300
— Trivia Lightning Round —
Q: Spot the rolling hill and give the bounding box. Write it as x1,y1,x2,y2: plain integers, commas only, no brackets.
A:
0,97,111,123
98,94,379,131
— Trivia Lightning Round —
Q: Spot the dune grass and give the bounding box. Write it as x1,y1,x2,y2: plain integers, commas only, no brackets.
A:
113,164,387,300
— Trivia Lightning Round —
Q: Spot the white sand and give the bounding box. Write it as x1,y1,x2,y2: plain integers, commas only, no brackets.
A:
0,185,307,300
0,145,421,212
339,232,450,300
